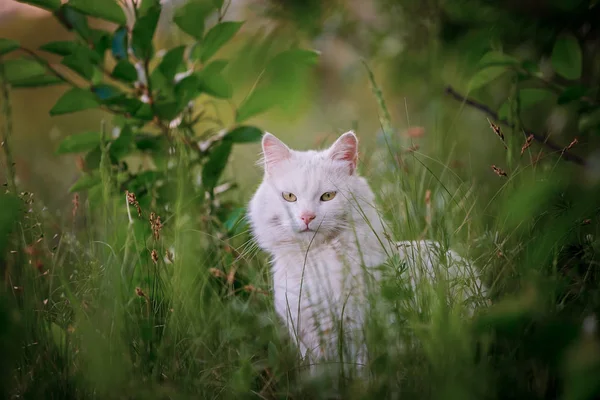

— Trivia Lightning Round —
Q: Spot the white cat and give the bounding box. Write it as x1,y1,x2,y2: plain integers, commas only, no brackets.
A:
248,131,486,374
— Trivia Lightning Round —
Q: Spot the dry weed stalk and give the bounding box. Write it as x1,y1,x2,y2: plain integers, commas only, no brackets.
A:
563,138,579,153
135,287,151,317
126,190,142,217
209,268,225,278
150,212,163,240
487,118,507,148
243,284,269,296
521,134,534,155
491,165,508,177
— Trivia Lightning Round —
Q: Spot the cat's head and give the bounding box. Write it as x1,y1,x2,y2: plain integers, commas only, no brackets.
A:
249,131,372,250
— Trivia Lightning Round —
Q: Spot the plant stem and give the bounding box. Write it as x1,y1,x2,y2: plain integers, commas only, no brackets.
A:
444,85,586,166
0,59,17,193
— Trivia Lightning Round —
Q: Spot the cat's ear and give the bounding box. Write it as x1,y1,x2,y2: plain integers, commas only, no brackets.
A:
261,133,291,172
328,131,358,174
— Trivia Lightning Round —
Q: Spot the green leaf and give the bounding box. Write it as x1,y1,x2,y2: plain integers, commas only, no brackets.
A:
468,66,509,91
68,0,127,25
551,33,582,80
476,51,519,69
55,5,91,39
235,94,271,124
212,0,224,8
231,361,254,393
224,207,246,232
197,63,232,99
40,40,79,56
236,49,319,123
84,146,101,170
225,126,262,143
49,322,66,353
10,74,64,88
104,96,144,115
50,87,100,115
16,0,60,11
69,174,102,193
2,59,45,83
578,109,600,132
206,59,228,73
110,125,134,160
202,140,232,192
173,0,214,40
137,0,159,15
558,85,588,105
267,341,278,369
158,45,186,81
498,102,510,120
128,170,163,194
111,26,128,59
131,3,161,59
56,131,101,154
89,29,111,61
133,103,153,121
474,290,539,334
92,84,124,101
154,101,181,120
61,52,95,80
200,21,243,62
112,60,138,82
518,88,554,109
149,69,175,99
521,60,540,75
174,73,201,105
0,38,19,56
135,133,169,152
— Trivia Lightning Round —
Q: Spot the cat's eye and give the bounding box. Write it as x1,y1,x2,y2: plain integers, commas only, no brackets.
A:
320,191,337,201
282,192,297,202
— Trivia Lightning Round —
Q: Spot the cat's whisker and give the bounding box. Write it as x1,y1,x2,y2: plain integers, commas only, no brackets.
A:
245,131,488,376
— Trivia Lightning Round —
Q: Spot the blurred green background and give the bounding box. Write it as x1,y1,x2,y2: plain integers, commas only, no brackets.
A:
1,0,600,399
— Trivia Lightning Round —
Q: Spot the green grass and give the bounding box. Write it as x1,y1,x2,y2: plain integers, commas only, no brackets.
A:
2,58,600,400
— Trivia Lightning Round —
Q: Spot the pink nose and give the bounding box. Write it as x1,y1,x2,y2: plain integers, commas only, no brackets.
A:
300,212,316,226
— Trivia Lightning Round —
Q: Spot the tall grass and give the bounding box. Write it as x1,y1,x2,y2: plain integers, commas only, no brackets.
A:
1,59,600,400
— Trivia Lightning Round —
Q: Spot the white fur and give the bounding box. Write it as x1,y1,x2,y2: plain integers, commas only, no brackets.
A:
248,132,486,373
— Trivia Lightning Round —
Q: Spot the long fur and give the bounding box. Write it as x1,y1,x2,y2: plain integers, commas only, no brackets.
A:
247,131,486,374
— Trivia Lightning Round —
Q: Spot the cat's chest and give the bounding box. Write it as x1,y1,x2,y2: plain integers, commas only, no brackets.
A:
270,244,374,309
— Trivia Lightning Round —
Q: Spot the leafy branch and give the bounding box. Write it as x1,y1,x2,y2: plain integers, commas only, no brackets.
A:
1,0,319,218
454,32,599,167
444,86,586,166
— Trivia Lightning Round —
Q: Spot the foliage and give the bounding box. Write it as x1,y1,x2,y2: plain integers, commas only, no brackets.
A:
1,0,600,399
3,0,318,216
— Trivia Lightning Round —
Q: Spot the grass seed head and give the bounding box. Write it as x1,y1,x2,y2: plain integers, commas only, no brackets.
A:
150,213,163,240
209,268,225,278
521,134,534,155
126,190,142,217
491,165,508,177
487,118,506,147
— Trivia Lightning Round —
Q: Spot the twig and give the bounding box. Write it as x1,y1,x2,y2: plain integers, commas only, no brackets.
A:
18,47,79,88
444,86,586,166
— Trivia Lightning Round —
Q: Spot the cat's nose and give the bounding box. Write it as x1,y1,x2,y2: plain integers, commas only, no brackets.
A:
300,212,316,226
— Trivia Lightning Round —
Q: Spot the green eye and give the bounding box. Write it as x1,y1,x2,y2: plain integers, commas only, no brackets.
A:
320,191,336,201
282,192,297,202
